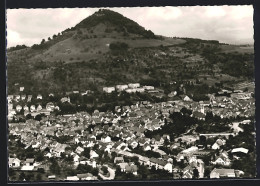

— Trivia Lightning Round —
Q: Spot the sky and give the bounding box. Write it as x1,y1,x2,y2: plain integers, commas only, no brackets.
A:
6,5,254,47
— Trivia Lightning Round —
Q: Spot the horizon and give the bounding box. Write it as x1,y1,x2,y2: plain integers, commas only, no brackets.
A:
6,6,253,48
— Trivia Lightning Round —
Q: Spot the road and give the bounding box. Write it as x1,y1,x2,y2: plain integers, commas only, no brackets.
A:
98,165,115,180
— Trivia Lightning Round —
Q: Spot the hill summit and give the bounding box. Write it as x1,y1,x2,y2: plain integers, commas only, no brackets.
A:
73,9,156,39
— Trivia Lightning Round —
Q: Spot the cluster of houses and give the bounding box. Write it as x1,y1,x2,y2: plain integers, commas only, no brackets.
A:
103,83,155,94
7,82,255,180
8,95,253,180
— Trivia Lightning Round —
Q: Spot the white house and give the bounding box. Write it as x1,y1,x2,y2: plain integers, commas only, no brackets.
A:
103,87,115,93
90,150,99,159
128,83,140,89
16,105,22,112
164,162,173,173
212,139,225,150
101,135,111,143
9,158,21,168
37,94,43,100
116,85,128,91
210,168,236,178
183,95,192,102
23,105,29,111
30,105,36,112
37,105,43,112
143,86,154,90
20,87,24,92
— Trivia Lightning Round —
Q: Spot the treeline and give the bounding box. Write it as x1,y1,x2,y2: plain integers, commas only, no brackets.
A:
8,44,28,52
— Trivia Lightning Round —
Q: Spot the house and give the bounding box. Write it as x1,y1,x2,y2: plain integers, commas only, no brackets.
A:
37,94,42,100
90,150,99,159
210,168,236,178
116,85,128,91
9,158,21,168
183,95,192,102
118,162,129,172
21,95,26,100
164,162,173,173
77,173,96,180
66,176,79,181
128,139,139,149
16,105,22,112
52,144,68,157
125,164,138,175
27,95,32,102
138,156,150,166
143,143,152,151
181,165,193,178
20,87,24,92
212,139,225,150
149,158,167,170
128,83,140,89
114,157,124,164
30,105,36,112
46,102,55,111
101,135,111,143
75,146,84,155
23,105,29,111
61,97,70,103
114,141,127,150
37,105,43,111
25,158,35,166
73,154,80,165
211,156,231,166
192,111,205,120
48,175,56,180
103,87,115,93
143,86,155,90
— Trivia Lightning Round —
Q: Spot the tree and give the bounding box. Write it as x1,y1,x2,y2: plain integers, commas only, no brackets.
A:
101,166,108,175
193,168,199,179
81,148,90,158
36,173,42,181
204,167,211,178
35,152,44,162
50,159,60,175
41,39,45,45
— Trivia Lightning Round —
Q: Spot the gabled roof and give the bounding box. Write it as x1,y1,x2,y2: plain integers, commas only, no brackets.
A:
149,158,167,166
25,158,35,163
211,168,235,177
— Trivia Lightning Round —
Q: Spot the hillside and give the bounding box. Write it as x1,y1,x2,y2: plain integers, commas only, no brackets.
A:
7,9,254,95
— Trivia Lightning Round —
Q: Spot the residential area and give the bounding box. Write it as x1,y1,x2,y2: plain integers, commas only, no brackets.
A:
8,81,256,181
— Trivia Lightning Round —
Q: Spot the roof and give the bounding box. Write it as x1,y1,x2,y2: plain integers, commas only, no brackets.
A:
212,168,235,177
231,147,249,154
114,157,124,161
9,158,21,164
77,173,93,178
125,164,138,173
150,158,167,166
25,158,35,163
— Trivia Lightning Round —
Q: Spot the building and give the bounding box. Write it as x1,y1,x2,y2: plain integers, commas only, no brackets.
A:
103,87,115,93
9,158,21,168
116,85,128,91
210,168,236,178
128,83,140,89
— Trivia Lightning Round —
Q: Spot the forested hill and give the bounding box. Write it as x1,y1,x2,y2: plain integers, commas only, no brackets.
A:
7,9,254,95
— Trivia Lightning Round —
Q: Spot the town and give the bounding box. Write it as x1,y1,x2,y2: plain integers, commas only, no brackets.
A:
8,81,256,181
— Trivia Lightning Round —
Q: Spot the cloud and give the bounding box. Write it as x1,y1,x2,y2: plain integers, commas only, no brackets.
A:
6,5,253,47
205,6,227,17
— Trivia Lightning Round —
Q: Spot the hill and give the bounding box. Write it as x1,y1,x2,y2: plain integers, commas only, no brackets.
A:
7,9,254,95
